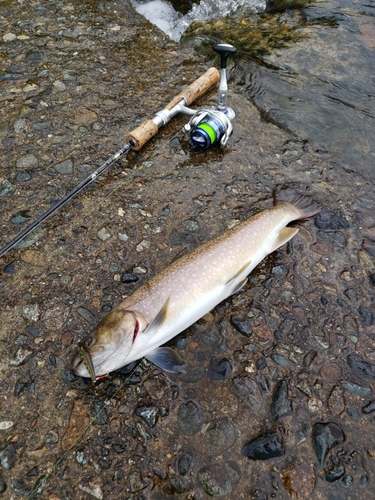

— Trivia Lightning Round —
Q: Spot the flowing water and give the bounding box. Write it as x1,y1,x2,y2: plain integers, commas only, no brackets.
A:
132,0,375,179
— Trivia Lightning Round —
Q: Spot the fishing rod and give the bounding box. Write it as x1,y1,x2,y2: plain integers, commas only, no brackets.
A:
0,43,237,258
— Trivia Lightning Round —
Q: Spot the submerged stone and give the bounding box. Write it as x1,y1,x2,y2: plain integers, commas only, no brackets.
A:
178,453,192,476
271,380,291,419
243,432,285,460
134,406,159,428
207,356,232,380
312,422,345,468
326,463,345,482
177,401,204,435
232,376,263,411
204,417,236,455
198,461,241,497
347,354,375,379
230,316,252,337
362,400,375,414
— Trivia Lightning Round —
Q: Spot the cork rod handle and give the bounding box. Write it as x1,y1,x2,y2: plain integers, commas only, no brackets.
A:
126,67,220,150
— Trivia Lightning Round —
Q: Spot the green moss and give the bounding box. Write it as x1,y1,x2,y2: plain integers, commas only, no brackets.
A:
182,12,308,58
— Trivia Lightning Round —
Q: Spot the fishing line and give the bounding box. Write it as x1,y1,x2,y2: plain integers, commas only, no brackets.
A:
0,159,146,297
25,358,146,500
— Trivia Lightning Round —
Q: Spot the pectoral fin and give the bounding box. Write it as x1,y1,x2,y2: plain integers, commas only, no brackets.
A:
146,347,187,373
226,260,252,286
226,261,251,295
144,296,170,334
270,227,299,253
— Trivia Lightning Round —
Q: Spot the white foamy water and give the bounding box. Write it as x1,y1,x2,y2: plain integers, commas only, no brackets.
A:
132,0,265,41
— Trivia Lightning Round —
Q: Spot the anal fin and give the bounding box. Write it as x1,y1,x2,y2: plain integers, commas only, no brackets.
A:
270,227,299,253
146,346,187,373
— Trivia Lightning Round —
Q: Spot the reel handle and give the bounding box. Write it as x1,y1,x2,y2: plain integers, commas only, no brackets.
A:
127,67,220,150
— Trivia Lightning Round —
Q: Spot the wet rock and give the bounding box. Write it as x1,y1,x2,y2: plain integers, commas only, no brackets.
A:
121,272,139,283
92,401,109,425
78,482,103,499
328,386,345,416
9,347,33,366
11,480,31,495
207,385,238,415
300,325,329,350
44,430,59,445
342,474,353,488
178,453,192,475
3,260,17,274
303,349,317,367
232,376,263,411
10,209,31,225
97,227,111,241
61,369,76,383
178,365,206,383
271,353,290,367
198,461,241,497
243,432,285,460
207,356,232,380
357,305,374,326
16,171,32,182
16,153,38,169
76,450,87,465
272,380,291,419
143,378,165,400
314,209,349,230
43,302,70,330
363,238,375,258
0,179,13,197
134,406,159,428
0,421,13,430
362,400,375,414
369,273,375,286
74,108,98,125
347,354,375,379
129,471,148,492
280,458,316,497
14,380,33,397
62,399,90,451
77,306,97,325
326,463,345,482
320,363,342,383
266,0,310,12
204,417,236,455
230,316,252,337
0,443,16,470
166,477,186,494
341,380,371,396
0,474,6,493
177,401,204,435
312,422,345,468
22,304,40,322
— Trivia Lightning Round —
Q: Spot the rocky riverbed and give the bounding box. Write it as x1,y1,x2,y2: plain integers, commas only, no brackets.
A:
1,0,375,499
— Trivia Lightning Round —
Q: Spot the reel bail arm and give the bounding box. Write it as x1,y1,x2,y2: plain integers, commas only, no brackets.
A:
184,43,237,150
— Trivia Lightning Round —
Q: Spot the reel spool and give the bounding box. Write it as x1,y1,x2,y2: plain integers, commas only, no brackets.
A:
184,43,237,150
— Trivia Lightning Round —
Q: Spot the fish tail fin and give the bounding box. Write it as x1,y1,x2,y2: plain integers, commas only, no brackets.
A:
274,186,322,219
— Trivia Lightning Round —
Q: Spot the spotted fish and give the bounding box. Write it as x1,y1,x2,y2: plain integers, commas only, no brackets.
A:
71,188,321,379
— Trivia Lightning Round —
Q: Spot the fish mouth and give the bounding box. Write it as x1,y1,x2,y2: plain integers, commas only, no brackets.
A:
71,343,103,381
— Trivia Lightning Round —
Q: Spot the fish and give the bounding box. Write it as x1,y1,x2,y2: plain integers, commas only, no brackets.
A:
71,187,321,380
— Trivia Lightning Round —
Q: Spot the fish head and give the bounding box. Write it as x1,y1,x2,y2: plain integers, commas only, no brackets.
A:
71,308,147,379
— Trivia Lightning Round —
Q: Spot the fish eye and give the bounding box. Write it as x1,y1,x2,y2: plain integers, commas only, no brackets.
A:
85,336,93,347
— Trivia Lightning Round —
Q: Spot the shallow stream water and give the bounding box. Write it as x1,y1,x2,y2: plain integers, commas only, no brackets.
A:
133,0,375,178
1,0,375,499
